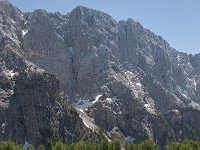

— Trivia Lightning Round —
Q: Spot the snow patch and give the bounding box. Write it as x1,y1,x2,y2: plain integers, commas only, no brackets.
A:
105,96,120,103
194,79,197,91
144,104,150,108
171,109,179,114
177,55,180,61
11,20,15,24
106,126,119,137
105,98,112,104
1,123,6,128
136,82,141,87
106,131,112,137
22,30,28,36
125,71,133,74
20,13,24,17
74,94,102,110
111,96,120,101
104,96,121,114
125,136,135,143
1,123,6,134
182,93,188,98
3,70,18,79
74,97,90,110
114,111,122,115
189,101,200,110
92,94,102,104
163,109,180,115
10,70,18,77
24,140,32,150
144,103,156,114
8,70,16,77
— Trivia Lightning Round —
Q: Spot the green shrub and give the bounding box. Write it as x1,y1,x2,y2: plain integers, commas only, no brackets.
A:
52,141,68,150
98,139,108,150
38,145,45,150
0,139,200,150
0,141,19,150
27,146,34,150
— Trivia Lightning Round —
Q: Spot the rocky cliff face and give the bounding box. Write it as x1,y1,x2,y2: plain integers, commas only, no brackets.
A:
0,47,101,146
0,0,24,48
6,72,101,146
0,0,200,147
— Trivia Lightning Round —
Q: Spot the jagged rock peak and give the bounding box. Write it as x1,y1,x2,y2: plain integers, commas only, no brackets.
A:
1,1,200,147
0,0,24,18
0,0,9,5
71,6,114,19
31,9,48,16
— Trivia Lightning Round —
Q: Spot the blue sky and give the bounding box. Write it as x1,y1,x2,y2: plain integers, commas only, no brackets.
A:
9,0,200,54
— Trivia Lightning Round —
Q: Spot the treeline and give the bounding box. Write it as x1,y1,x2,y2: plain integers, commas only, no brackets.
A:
0,139,200,150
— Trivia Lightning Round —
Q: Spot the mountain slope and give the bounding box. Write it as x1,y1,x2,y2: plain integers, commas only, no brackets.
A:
0,47,102,146
0,0,200,147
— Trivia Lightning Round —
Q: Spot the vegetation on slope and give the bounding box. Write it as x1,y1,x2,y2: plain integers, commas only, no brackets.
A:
0,139,200,150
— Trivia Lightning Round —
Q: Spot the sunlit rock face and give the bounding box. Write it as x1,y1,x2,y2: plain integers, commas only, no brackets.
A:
1,0,200,146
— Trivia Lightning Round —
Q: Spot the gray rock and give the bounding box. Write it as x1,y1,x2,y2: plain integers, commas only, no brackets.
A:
1,1,200,147
0,47,101,146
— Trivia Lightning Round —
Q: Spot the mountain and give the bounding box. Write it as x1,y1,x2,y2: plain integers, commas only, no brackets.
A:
0,0,200,147
0,46,102,146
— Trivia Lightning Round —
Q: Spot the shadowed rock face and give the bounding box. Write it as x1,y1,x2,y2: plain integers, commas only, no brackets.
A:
1,0,200,146
6,72,100,145
0,48,101,146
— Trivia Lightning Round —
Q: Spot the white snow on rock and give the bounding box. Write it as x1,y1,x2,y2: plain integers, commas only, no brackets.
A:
24,140,32,150
104,96,121,114
1,123,6,134
105,96,120,103
171,109,180,114
105,98,112,104
144,104,150,108
177,55,180,61
20,13,24,17
73,94,102,110
194,79,197,91
125,136,135,143
92,94,102,104
106,131,111,137
162,109,180,115
2,70,18,79
106,126,119,137
22,30,28,36
8,70,16,77
136,82,141,87
124,70,143,89
182,93,188,98
124,71,134,75
189,101,200,110
144,103,156,114
11,20,16,24
74,97,90,110
112,96,120,101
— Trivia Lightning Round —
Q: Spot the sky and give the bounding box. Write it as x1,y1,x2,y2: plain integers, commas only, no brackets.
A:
9,0,200,54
